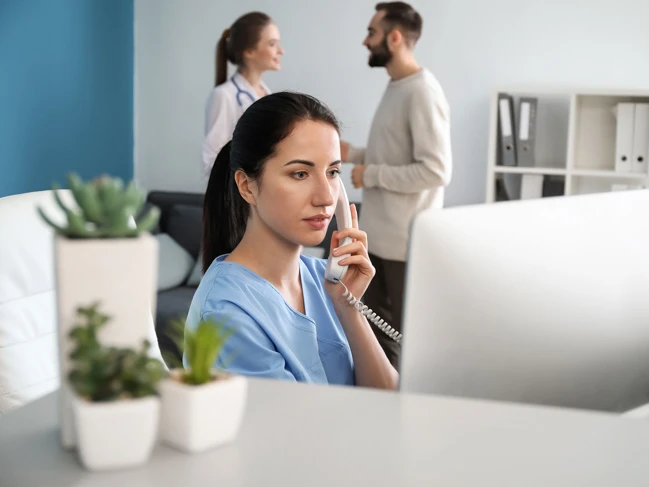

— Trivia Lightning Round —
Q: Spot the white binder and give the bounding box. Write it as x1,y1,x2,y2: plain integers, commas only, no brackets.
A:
615,103,635,173
632,103,649,174
520,174,544,199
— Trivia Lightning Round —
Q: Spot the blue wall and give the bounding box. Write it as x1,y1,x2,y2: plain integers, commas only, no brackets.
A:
0,0,134,198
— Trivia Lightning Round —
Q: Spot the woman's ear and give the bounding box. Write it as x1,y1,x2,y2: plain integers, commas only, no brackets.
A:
242,47,255,65
234,169,257,205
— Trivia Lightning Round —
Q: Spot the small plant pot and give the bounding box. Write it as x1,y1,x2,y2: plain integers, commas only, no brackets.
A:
56,234,159,449
72,394,160,471
159,370,248,453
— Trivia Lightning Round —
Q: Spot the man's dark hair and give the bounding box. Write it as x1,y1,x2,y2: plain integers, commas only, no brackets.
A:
375,2,422,46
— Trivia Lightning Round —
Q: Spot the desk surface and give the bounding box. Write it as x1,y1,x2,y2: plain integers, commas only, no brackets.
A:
1,378,648,486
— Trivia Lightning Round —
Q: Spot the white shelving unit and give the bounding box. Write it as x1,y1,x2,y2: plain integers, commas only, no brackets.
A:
486,88,649,203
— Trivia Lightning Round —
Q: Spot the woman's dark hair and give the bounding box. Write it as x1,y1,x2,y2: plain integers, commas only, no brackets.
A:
202,92,341,272
215,12,272,86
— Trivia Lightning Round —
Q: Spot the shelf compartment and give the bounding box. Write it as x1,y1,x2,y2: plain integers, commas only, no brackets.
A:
494,92,571,171
494,173,565,202
571,94,649,172
570,174,646,195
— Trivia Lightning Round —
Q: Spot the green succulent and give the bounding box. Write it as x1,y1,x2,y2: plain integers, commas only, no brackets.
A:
164,316,235,385
67,302,166,402
37,172,159,238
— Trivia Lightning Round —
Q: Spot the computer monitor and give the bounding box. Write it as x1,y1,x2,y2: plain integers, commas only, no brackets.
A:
399,190,649,412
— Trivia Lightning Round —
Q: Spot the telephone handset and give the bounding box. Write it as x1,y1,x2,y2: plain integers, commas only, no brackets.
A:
324,183,403,344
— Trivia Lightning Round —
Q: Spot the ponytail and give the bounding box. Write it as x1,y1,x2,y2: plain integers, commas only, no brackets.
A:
202,141,249,272
215,28,230,86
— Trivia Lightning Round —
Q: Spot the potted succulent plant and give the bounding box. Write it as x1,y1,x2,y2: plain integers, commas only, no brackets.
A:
67,303,165,471
159,317,248,453
37,172,161,449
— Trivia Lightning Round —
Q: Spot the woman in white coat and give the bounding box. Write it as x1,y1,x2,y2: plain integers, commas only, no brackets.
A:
202,12,284,175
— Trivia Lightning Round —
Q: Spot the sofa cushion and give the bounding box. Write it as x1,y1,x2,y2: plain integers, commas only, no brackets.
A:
167,204,202,259
156,234,195,291
146,191,203,234
155,286,198,364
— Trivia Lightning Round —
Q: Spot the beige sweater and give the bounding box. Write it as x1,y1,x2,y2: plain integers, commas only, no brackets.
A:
348,68,452,262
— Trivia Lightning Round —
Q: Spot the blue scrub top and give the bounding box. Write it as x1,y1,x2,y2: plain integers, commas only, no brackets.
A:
184,254,355,385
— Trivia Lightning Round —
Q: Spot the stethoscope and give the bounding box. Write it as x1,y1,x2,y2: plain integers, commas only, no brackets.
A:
231,76,255,108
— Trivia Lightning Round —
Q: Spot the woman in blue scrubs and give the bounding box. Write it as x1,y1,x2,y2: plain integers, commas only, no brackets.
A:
186,92,398,390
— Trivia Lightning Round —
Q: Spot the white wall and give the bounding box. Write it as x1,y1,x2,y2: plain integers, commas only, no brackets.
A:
135,0,649,206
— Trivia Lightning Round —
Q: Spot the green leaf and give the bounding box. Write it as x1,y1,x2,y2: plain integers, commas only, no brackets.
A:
39,173,157,239
96,177,123,214
67,211,94,237
182,317,235,385
66,302,165,402
69,173,103,224
122,180,145,214
52,185,72,216
37,207,70,236
136,206,160,234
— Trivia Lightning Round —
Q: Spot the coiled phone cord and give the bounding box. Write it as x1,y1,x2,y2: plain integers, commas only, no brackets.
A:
338,281,403,344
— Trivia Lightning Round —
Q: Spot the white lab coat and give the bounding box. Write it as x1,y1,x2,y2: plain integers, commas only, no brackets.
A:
202,72,271,175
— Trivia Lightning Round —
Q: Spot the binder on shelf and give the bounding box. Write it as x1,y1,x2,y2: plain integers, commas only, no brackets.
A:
542,176,565,198
632,103,649,175
520,174,543,199
614,103,635,173
516,97,538,167
497,93,517,167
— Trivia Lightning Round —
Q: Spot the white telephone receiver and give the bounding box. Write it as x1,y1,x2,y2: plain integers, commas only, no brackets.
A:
324,183,402,344
324,180,354,284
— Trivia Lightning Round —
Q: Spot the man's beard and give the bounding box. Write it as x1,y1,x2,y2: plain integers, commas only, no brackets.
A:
368,36,392,67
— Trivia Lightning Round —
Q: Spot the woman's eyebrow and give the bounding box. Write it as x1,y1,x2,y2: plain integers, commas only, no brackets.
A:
284,160,314,167
284,160,342,167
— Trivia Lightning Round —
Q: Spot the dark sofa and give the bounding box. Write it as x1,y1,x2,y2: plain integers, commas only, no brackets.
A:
146,190,360,362
146,191,203,362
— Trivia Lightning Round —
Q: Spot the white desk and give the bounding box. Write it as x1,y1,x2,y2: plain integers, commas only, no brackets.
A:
1,378,648,486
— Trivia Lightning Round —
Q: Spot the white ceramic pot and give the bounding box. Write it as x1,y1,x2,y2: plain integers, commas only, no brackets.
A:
72,394,160,471
55,234,159,449
159,371,248,453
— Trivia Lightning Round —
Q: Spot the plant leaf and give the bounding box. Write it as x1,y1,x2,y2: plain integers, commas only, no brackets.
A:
136,206,160,233
69,173,103,224
37,206,70,236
